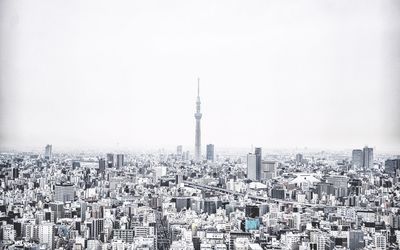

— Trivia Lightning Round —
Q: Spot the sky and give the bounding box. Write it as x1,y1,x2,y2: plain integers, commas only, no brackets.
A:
0,0,399,153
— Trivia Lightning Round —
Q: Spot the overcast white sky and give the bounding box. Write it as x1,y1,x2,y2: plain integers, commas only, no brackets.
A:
1,0,399,153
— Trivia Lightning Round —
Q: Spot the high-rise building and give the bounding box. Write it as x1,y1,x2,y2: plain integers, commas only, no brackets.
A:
106,153,114,168
296,153,303,165
194,78,202,162
86,218,104,240
247,154,257,180
255,147,262,181
262,161,277,180
44,144,52,160
363,146,373,170
352,149,363,168
116,154,125,168
49,202,64,223
98,158,106,173
54,183,74,202
206,144,215,162
177,145,183,156
39,222,55,250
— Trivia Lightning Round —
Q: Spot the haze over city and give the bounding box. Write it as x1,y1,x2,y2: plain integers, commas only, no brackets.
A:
1,0,399,153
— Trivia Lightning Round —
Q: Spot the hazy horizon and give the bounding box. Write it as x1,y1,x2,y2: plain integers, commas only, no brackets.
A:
1,0,399,153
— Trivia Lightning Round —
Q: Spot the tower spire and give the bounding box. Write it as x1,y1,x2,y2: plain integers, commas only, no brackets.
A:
194,77,202,162
197,77,200,97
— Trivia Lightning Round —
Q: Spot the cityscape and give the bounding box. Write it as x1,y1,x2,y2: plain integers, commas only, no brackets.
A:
1,1,400,250
1,81,400,250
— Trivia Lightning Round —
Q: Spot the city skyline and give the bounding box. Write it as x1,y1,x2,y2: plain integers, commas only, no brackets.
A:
0,0,400,152
1,0,399,153
1,1,400,249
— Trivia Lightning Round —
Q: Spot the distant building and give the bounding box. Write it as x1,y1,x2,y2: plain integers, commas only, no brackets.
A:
247,154,257,180
184,151,190,161
262,161,277,180
295,153,303,165
177,145,183,156
352,149,363,168
99,158,106,173
255,147,262,181
206,144,215,162
106,153,114,168
385,158,400,177
116,154,125,168
54,183,74,202
363,146,373,170
44,144,52,160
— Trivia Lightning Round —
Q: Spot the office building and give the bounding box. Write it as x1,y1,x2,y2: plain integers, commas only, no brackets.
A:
49,202,64,223
255,147,262,181
116,154,125,168
352,149,363,168
177,145,183,156
296,153,303,165
39,222,55,250
247,154,257,180
86,218,104,240
54,183,74,202
348,230,364,250
363,146,373,170
106,153,114,168
44,144,52,160
262,161,277,180
99,158,106,173
206,144,215,162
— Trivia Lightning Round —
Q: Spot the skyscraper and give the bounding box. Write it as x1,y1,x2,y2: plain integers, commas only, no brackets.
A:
116,154,125,168
106,153,114,168
247,154,257,180
352,149,363,168
177,145,183,156
296,153,303,165
363,146,373,170
44,144,52,160
99,158,106,173
194,78,202,162
255,147,262,181
206,144,215,162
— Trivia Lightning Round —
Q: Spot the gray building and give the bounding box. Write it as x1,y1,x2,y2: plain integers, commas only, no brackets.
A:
54,183,74,202
352,149,363,168
206,144,215,162
363,146,373,170
44,144,52,160
255,147,262,181
106,153,114,168
348,230,364,250
116,154,124,168
98,158,106,173
247,153,257,180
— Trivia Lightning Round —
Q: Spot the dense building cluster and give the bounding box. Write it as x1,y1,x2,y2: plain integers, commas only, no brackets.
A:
1,145,400,250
